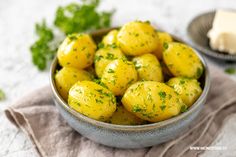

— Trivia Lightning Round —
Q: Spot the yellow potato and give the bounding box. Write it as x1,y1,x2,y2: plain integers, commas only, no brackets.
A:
152,31,173,60
133,54,163,82
94,47,125,78
57,34,97,69
167,77,202,107
163,42,204,79
68,81,116,121
117,21,159,56
109,105,145,125
122,81,184,122
101,59,138,96
55,67,92,100
102,30,118,46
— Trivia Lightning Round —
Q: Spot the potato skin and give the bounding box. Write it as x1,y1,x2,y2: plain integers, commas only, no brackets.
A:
68,81,116,121
102,30,118,46
133,54,163,82
117,21,159,56
163,42,203,79
167,77,202,107
152,31,173,60
109,105,145,125
57,34,97,69
94,47,125,78
121,81,184,122
55,67,92,100
101,59,138,96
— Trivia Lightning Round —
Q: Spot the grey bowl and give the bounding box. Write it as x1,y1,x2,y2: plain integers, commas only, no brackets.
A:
50,28,210,148
188,11,236,61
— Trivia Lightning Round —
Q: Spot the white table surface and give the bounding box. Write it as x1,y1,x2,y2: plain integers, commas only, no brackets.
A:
1,0,236,156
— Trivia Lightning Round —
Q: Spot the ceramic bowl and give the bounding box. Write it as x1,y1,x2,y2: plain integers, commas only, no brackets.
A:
188,11,236,61
50,28,210,148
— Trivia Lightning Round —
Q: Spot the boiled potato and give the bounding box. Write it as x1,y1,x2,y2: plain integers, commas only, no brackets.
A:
133,54,163,82
152,31,173,60
101,59,138,95
68,81,116,121
57,34,97,69
102,30,118,46
55,67,92,100
122,81,184,122
94,47,125,78
109,105,145,125
117,21,159,56
167,77,202,107
163,42,203,79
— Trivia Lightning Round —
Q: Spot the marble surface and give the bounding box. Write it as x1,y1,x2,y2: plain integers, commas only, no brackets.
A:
1,0,236,156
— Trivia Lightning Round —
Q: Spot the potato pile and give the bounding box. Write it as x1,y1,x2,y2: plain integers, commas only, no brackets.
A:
55,21,204,125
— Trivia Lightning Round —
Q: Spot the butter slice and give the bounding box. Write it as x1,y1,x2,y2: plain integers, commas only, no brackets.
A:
207,10,236,54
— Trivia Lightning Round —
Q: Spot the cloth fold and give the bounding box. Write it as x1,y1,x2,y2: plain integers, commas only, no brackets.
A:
5,66,236,157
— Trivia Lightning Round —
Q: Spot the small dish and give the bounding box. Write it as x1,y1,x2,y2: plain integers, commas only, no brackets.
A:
187,11,236,61
50,28,210,148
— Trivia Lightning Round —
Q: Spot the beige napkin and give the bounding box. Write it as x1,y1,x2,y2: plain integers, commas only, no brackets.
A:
5,65,236,157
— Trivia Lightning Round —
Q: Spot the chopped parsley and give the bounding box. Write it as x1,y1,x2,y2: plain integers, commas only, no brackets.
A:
95,99,103,104
0,89,5,101
180,105,188,113
160,104,166,111
98,42,105,49
196,67,203,78
225,67,236,75
158,91,166,99
94,55,103,62
107,68,115,73
106,53,115,60
179,79,185,85
132,105,142,112
163,42,169,50
109,43,117,48
68,34,78,41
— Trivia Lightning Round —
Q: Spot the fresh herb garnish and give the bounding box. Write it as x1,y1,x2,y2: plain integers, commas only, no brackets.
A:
30,20,56,70
0,89,5,101
30,0,113,70
133,105,142,112
106,53,115,60
196,67,203,78
98,42,105,49
158,91,166,99
107,68,115,73
94,55,103,62
163,42,169,50
225,67,236,75
54,0,113,35
160,104,166,111
180,105,188,113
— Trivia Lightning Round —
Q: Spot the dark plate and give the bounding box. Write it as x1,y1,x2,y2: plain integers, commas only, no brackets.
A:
187,11,236,61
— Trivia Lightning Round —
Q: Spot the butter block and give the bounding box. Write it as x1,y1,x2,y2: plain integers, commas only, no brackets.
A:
207,10,236,54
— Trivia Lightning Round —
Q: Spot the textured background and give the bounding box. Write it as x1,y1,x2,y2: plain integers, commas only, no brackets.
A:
1,0,236,156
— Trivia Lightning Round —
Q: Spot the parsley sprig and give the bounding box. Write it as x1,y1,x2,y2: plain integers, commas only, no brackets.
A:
30,20,56,70
30,0,113,70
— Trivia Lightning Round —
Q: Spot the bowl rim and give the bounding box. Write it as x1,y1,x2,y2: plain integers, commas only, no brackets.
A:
187,10,236,61
50,28,211,131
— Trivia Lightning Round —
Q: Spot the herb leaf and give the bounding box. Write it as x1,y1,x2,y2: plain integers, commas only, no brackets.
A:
54,0,113,35
0,89,5,101
30,0,113,71
225,67,236,75
30,20,56,70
